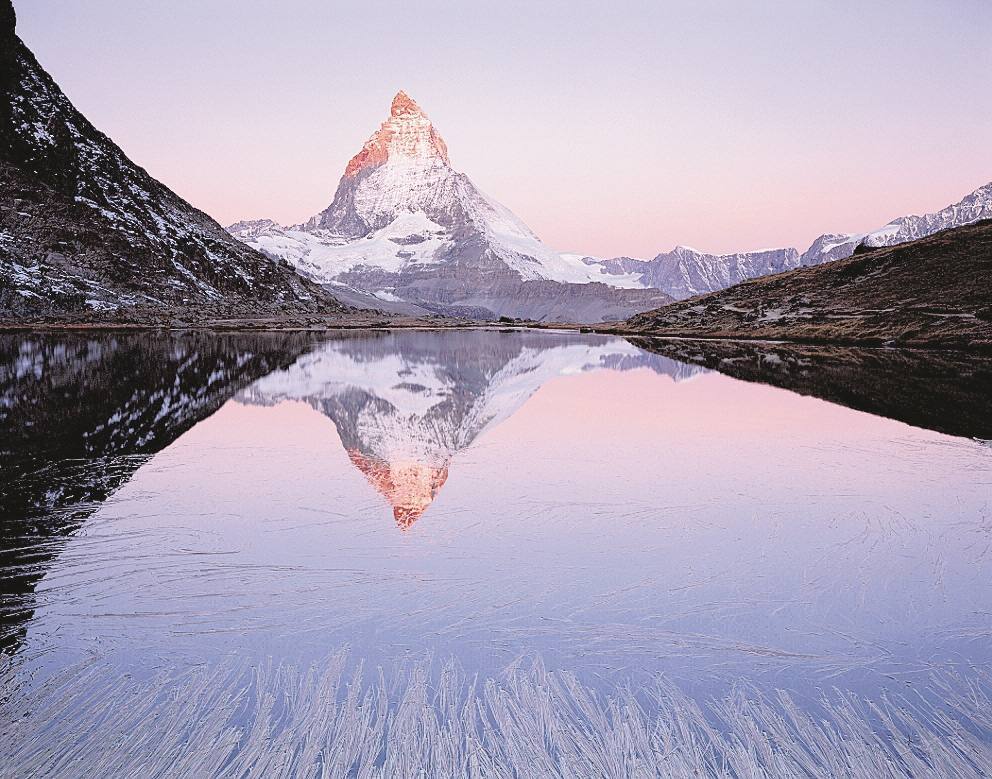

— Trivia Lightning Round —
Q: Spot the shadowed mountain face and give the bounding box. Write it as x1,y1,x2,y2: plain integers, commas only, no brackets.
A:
627,219,992,350
0,331,318,652
239,330,704,527
0,0,340,321
631,337,992,441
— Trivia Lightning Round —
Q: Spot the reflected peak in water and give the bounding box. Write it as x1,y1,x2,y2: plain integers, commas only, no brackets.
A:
238,330,703,527
347,450,448,528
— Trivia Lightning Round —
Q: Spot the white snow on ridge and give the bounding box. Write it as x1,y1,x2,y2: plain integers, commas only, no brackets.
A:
800,181,992,265
254,212,451,282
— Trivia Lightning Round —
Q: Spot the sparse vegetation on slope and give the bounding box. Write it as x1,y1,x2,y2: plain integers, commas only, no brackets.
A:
626,219,992,350
0,0,346,321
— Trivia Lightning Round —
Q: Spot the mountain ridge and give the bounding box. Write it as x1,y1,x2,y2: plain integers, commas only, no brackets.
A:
0,0,345,321
798,182,992,266
584,179,992,300
625,218,992,350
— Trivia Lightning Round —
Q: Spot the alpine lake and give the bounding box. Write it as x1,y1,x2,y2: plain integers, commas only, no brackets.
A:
1,329,991,777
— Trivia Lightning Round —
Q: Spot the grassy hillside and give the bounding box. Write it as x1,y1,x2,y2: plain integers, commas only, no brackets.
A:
626,219,992,350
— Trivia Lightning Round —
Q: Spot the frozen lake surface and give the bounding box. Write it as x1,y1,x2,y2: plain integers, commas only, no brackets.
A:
1,330,991,777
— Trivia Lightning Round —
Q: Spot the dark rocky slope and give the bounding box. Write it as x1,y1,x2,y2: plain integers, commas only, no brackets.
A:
0,0,344,321
626,219,992,350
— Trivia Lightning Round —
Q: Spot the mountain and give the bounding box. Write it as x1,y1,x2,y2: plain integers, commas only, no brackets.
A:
228,87,991,313
799,182,992,266
598,181,992,301
239,330,703,528
229,92,671,323
581,247,800,300
626,219,992,350
0,0,343,321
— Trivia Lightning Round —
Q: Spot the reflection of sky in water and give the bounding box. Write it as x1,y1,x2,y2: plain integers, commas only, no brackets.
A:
3,331,992,774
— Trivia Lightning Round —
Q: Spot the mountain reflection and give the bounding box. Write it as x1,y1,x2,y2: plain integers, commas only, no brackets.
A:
239,330,704,527
4,327,990,663
0,331,318,652
630,337,992,440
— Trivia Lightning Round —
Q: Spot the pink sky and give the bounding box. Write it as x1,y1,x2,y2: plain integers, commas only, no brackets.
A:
16,1,992,258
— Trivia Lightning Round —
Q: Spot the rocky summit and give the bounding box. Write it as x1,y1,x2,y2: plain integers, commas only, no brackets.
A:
0,0,344,322
229,92,672,323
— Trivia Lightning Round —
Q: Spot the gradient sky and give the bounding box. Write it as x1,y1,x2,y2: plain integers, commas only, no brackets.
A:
16,1,992,257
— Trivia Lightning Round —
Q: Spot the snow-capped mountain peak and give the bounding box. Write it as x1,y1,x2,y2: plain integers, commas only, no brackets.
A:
229,91,671,321
342,90,450,179
226,84,992,314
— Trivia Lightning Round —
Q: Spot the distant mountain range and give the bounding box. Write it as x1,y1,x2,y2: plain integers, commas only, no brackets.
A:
575,181,992,300
0,0,342,321
797,183,992,267
626,218,992,350
579,247,801,301
229,92,672,323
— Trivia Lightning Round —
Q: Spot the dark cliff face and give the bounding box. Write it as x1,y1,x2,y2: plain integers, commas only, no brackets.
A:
0,1,343,320
0,0,17,130
0,0,13,42
0,2,13,40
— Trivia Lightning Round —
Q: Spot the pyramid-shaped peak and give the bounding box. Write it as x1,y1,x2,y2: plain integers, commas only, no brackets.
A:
391,90,425,118
342,90,449,178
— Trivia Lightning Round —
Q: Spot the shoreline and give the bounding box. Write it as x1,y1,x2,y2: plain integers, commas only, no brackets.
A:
2,317,989,353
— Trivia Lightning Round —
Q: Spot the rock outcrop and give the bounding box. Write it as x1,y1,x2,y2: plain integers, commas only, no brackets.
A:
0,0,344,321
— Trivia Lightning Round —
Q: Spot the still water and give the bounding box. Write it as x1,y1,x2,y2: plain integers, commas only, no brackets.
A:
1,329,991,777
